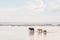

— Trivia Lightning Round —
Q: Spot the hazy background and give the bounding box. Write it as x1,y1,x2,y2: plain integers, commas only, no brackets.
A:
0,0,60,23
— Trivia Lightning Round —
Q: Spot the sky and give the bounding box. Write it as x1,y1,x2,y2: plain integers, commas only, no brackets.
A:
0,0,60,23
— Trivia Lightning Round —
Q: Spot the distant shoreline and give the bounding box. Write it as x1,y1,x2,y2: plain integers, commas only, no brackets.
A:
0,22,60,26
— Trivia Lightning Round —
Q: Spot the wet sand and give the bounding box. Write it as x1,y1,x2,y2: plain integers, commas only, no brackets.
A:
0,26,60,40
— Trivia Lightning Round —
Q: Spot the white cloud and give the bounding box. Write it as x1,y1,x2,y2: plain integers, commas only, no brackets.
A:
46,0,60,10
18,0,46,15
0,0,60,22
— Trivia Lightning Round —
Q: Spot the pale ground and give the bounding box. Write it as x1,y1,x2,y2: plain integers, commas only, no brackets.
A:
0,26,60,40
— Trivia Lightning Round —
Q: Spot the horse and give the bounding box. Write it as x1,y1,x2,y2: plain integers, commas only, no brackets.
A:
29,28,34,32
37,29,43,33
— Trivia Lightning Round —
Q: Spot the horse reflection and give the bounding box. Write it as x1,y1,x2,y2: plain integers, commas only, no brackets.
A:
38,32,42,36
29,31,34,36
29,31,34,40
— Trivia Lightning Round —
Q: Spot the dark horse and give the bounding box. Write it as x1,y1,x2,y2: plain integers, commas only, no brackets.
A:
29,28,34,31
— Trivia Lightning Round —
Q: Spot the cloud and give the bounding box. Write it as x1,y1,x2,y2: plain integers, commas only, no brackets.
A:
0,0,60,22
18,0,46,15
45,0,60,10
17,0,60,15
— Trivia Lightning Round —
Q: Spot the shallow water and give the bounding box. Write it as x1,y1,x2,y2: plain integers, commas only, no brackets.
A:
0,26,60,40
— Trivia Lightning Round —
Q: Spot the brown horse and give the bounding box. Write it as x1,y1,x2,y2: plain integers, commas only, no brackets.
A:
43,30,47,33
43,30,47,35
37,29,43,33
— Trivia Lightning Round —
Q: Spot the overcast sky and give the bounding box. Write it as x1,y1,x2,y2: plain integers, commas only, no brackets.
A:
0,0,60,23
